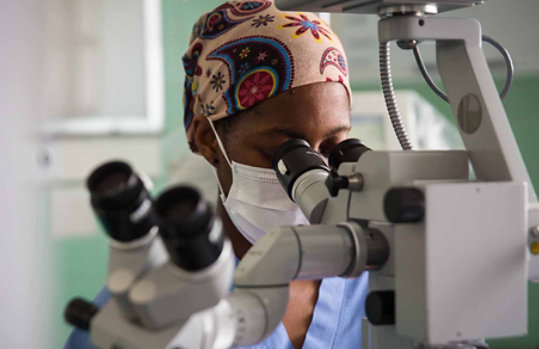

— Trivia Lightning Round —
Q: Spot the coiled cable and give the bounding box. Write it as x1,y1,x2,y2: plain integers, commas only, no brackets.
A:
379,41,414,150
379,35,514,151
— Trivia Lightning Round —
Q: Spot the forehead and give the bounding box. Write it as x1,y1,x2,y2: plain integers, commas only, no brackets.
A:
237,82,350,140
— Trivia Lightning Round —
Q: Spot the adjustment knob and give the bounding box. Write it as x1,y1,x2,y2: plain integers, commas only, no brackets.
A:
365,291,395,325
325,170,349,197
64,298,99,331
384,187,424,223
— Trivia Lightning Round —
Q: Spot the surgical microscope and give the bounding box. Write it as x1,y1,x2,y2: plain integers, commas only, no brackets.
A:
64,1,539,348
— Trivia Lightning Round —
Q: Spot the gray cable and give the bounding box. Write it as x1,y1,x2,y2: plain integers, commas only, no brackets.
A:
482,34,514,99
412,35,514,102
379,42,413,150
412,45,449,102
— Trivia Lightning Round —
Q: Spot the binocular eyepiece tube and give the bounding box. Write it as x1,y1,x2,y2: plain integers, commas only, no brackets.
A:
66,161,227,332
87,160,224,271
155,186,224,271
271,138,371,223
87,161,156,243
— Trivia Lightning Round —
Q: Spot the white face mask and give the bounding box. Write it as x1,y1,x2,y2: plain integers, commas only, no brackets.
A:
208,120,309,244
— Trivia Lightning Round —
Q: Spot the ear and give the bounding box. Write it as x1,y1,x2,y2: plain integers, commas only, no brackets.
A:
192,117,220,168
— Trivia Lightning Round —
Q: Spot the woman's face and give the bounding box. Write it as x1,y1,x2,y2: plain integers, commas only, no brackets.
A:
211,81,351,196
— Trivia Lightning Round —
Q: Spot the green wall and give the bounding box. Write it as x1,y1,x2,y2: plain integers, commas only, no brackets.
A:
54,1,539,347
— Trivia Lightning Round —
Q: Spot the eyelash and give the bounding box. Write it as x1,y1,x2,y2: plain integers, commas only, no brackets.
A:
318,146,332,157
319,137,344,158
319,150,330,159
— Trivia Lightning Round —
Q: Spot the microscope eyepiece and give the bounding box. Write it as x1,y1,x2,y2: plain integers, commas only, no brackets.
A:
155,186,224,271
272,139,329,200
328,138,371,170
271,139,311,168
87,161,156,243
272,139,331,223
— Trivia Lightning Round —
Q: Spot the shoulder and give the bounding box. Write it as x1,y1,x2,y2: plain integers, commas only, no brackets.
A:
342,272,369,307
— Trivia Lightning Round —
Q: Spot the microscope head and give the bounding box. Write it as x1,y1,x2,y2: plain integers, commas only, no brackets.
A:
274,0,483,15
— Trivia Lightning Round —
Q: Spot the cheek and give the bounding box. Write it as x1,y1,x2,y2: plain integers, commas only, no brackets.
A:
225,137,273,168
216,160,232,196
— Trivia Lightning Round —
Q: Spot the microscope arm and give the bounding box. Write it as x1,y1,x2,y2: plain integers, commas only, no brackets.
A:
91,223,382,349
378,14,539,282
379,15,536,202
229,222,388,346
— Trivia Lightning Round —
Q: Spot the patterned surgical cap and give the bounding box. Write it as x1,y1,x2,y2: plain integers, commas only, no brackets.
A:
182,0,351,152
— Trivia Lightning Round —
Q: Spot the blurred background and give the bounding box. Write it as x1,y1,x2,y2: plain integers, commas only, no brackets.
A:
1,0,538,348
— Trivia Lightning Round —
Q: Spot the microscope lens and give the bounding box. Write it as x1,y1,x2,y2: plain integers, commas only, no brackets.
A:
155,186,223,271
161,195,198,223
87,161,156,243
272,139,329,199
94,171,129,196
328,138,371,170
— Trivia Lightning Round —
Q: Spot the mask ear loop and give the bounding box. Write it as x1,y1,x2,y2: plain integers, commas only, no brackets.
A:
208,118,232,204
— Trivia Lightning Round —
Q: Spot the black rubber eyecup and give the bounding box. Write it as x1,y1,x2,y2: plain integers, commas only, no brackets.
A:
328,138,370,170
155,186,212,238
271,138,311,170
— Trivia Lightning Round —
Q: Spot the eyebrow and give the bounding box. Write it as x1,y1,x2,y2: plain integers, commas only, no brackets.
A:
260,127,308,140
323,125,351,138
260,125,351,140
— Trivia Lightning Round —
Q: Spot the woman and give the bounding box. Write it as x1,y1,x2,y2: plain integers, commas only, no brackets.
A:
65,1,368,348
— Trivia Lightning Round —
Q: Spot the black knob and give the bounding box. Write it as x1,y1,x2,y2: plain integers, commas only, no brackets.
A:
328,138,371,170
325,170,349,197
384,187,425,223
155,186,223,271
365,291,395,325
64,298,99,331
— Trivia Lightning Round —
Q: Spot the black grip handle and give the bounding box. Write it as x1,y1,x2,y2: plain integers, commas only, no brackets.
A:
64,297,99,331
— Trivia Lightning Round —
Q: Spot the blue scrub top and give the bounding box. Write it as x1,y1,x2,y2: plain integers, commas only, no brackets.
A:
65,274,369,349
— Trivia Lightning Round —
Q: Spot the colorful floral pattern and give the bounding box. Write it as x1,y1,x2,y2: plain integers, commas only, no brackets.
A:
255,51,268,63
207,36,294,114
201,101,216,116
279,13,332,43
239,62,250,75
241,2,262,10
216,0,272,17
210,71,226,92
235,69,277,109
182,43,204,128
239,47,251,59
197,9,250,40
252,14,275,28
320,47,347,76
